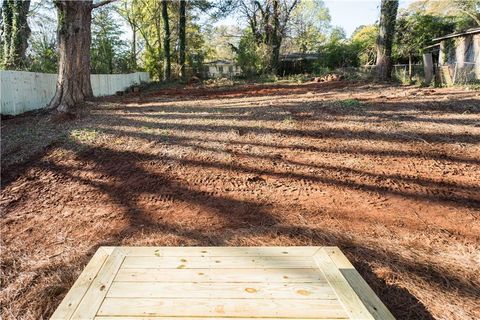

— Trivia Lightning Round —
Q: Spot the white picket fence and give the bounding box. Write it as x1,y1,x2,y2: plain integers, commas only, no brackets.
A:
0,71,149,116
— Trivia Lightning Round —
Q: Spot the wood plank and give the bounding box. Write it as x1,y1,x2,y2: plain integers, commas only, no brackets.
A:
50,247,110,320
70,248,126,320
105,246,320,257
314,249,375,320
322,247,395,320
95,317,349,320
107,281,336,299
115,267,326,283
52,246,392,320
122,256,317,269
97,298,348,318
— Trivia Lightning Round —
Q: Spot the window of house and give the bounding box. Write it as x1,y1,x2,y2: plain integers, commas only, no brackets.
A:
229,66,233,73
219,66,224,73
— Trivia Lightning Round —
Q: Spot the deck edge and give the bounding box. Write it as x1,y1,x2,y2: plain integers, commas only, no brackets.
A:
50,247,111,320
314,248,375,320
321,247,396,320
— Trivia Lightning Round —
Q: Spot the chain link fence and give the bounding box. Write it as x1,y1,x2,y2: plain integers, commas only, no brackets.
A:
335,62,478,86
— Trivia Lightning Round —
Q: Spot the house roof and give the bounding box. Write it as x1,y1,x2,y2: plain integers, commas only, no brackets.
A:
424,43,440,50
205,60,235,65
432,27,480,42
280,53,319,61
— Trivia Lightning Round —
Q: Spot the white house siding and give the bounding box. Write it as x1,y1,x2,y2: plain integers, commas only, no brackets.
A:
207,64,241,78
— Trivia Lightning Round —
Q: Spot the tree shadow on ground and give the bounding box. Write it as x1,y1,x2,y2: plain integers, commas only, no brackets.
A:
2,82,479,320
33,140,480,319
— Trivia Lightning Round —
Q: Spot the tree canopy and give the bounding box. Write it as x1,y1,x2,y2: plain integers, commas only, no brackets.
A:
1,0,477,96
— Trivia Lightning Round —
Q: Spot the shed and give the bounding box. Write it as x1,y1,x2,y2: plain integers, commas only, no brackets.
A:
279,53,320,75
424,27,480,84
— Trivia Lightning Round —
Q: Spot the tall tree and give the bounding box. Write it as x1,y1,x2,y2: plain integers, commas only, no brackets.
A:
161,0,171,80
409,0,480,27
117,0,140,70
351,25,378,65
178,0,186,80
238,0,299,73
375,0,399,80
91,6,125,74
287,0,330,53
48,0,114,114
2,0,31,69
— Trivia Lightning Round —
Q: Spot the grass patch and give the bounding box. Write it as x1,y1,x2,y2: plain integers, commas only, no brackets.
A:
282,116,295,125
69,128,99,142
258,74,279,83
338,99,363,108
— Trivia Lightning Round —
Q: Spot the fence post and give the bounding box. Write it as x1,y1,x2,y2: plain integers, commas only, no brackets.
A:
452,62,458,85
423,53,434,84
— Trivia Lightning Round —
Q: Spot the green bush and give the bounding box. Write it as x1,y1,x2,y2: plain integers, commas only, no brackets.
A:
336,99,363,108
258,74,278,83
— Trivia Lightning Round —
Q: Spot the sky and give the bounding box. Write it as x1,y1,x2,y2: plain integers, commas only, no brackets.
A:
218,0,416,38
28,0,418,42
324,0,415,37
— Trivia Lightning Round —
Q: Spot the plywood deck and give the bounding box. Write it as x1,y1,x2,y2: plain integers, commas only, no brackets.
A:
51,246,394,320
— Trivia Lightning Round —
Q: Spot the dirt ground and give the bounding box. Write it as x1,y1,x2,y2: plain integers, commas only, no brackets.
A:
1,81,479,319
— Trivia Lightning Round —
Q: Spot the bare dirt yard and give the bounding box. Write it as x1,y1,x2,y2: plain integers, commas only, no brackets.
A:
1,81,479,319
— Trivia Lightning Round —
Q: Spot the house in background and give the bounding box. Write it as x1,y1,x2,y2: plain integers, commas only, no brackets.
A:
279,53,320,75
204,60,242,78
424,27,480,84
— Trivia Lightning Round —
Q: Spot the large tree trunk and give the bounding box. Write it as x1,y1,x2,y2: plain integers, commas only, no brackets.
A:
269,0,280,73
375,0,398,80
131,24,137,70
178,0,186,80
2,0,14,66
2,0,31,69
161,0,171,81
153,9,162,81
49,1,93,113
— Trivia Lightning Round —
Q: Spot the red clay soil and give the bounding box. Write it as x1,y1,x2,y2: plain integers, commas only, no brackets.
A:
1,81,479,319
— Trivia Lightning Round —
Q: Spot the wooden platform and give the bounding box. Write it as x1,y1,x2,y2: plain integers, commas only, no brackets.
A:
51,246,394,320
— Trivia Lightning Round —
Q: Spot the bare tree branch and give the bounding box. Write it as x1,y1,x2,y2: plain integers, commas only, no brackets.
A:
92,0,117,9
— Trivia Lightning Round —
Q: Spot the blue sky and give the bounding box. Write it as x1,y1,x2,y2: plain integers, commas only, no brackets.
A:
325,0,415,36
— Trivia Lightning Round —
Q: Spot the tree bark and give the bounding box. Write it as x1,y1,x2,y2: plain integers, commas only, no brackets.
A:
375,0,399,80
178,0,186,80
161,0,171,81
408,54,413,82
131,23,137,70
153,6,162,81
49,1,94,113
2,0,14,66
240,0,298,75
2,0,31,69
269,0,280,73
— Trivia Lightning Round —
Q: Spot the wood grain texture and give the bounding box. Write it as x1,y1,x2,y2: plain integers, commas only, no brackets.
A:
97,297,348,318
322,247,395,320
107,281,336,299
115,267,326,283
70,248,126,320
121,256,317,269
109,246,320,257
95,317,349,320
314,249,375,320
51,246,394,320
50,247,110,320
